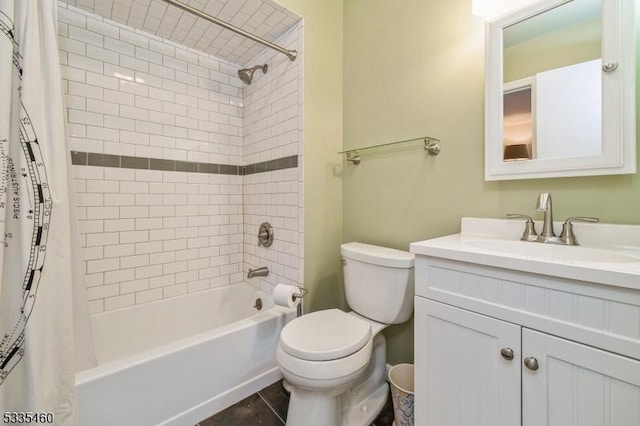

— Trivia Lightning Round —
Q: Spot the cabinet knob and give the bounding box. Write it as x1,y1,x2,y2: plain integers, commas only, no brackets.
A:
500,347,514,360
523,357,539,371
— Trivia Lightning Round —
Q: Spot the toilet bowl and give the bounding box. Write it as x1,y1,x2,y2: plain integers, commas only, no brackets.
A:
277,243,414,426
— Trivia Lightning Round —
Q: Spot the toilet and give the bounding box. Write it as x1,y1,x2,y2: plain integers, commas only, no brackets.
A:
276,242,414,426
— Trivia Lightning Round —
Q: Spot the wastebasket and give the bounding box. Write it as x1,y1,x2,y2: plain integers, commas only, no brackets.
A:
388,363,414,426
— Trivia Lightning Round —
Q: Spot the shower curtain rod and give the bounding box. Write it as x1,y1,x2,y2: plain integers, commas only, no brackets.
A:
160,0,297,61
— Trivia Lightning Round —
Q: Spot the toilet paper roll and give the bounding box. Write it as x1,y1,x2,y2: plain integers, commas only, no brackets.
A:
273,284,300,308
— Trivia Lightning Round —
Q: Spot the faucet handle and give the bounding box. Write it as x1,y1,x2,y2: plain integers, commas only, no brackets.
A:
559,217,600,245
507,214,538,241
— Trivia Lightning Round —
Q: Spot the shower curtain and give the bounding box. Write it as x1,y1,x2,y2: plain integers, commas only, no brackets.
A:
0,0,95,423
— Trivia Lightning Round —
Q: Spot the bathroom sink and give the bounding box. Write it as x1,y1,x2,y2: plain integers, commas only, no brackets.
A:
410,218,640,291
464,239,640,264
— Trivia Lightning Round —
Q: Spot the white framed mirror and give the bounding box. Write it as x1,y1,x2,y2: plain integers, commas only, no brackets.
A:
484,0,636,181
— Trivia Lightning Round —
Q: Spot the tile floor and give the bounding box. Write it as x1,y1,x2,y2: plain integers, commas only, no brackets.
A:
198,380,395,425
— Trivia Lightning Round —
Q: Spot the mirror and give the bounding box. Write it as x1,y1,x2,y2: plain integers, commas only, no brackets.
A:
484,0,636,180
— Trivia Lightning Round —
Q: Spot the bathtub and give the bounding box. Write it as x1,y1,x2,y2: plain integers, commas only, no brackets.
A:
75,282,295,426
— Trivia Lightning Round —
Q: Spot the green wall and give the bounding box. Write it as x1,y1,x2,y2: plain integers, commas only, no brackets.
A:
343,0,640,364
504,18,600,82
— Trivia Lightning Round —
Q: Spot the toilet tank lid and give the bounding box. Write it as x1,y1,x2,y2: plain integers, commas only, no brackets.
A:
341,242,414,268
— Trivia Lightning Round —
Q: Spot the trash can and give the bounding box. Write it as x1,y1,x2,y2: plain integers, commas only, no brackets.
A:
388,363,414,426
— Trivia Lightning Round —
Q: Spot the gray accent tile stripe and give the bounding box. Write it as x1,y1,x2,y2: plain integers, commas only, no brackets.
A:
242,155,298,175
121,156,149,169
71,151,87,165
88,153,119,167
70,151,298,176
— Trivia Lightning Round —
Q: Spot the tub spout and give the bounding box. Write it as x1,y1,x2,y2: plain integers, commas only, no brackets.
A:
247,266,269,279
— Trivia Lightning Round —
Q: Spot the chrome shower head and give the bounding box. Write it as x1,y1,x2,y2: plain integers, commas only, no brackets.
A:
238,64,268,85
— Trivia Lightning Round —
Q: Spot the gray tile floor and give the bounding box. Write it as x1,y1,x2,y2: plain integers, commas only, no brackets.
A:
198,380,395,426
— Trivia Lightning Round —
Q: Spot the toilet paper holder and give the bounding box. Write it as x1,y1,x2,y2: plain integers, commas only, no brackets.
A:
293,286,308,317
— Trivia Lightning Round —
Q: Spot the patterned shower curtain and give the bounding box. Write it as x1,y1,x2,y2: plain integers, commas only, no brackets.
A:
0,0,95,423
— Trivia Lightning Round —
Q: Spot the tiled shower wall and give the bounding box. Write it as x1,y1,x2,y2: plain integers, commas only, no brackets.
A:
58,3,302,313
243,24,304,294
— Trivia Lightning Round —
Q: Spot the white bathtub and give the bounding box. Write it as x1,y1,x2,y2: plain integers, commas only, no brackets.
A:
75,283,295,426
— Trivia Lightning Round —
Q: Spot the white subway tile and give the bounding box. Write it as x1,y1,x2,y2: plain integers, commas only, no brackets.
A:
104,244,135,259
104,136,131,154
87,45,119,65
104,268,135,284
60,37,86,56
69,26,103,47
68,81,104,100
121,254,150,269
163,284,187,298
120,54,148,73
135,218,164,230
135,264,163,279
104,36,135,56
135,47,162,65
75,193,103,207
77,219,103,234
86,207,120,221
120,28,149,49
87,257,119,273
87,18,120,39
104,294,135,311
136,288,163,304
104,116,135,131
86,284,119,301
121,105,150,121
120,130,150,145
135,72,162,88
120,230,149,244
163,55,187,72
120,80,148,96
65,10,303,308
120,206,149,218
149,251,176,265
104,194,134,206
104,89,135,106
59,8,87,28
86,72,119,90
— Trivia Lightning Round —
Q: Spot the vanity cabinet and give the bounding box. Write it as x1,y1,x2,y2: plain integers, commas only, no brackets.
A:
414,256,640,426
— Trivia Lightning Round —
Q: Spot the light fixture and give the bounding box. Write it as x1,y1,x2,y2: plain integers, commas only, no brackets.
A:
472,0,540,18
503,143,532,161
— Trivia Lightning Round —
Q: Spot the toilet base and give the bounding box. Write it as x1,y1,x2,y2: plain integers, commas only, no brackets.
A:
284,334,388,426
342,382,388,425
286,386,344,426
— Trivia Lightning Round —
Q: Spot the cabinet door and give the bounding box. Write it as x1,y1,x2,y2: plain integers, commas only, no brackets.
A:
522,328,640,426
415,298,521,426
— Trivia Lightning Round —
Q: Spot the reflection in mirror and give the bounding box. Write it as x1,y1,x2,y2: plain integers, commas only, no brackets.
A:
503,81,533,161
502,0,601,162
484,0,636,181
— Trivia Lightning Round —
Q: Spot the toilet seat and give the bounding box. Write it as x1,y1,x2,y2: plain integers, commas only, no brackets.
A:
277,338,373,382
279,309,372,361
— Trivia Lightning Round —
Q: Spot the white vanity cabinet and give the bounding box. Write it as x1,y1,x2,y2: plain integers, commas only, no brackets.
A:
413,255,640,426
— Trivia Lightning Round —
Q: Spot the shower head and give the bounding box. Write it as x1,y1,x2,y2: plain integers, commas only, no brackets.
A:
238,64,268,85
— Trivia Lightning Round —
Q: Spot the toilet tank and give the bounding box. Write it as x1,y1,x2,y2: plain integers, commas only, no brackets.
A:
341,242,415,324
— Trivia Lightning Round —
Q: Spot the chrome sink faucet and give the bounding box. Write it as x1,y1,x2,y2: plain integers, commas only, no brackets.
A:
507,192,599,245
535,192,556,243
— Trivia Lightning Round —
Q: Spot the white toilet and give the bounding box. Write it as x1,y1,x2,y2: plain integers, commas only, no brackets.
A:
276,242,414,426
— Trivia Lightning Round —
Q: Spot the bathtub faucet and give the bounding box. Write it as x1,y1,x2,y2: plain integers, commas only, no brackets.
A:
247,266,269,279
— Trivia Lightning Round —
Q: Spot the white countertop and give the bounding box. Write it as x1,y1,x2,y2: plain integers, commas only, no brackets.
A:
410,218,640,290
